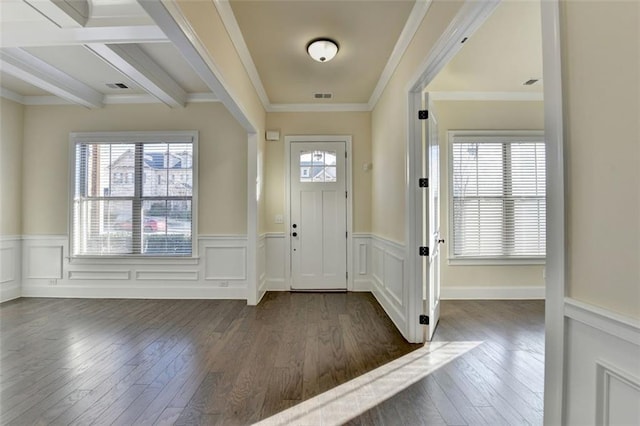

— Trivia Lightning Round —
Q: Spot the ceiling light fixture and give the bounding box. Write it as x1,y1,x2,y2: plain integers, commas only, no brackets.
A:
307,39,339,63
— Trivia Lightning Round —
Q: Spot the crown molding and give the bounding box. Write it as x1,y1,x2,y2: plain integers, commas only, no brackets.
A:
0,88,25,104
368,0,433,110
213,0,271,109
213,0,431,113
267,103,370,113
430,91,544,102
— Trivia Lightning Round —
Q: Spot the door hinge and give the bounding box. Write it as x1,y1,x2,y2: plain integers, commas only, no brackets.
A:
419,246,429,256
346,271,348,280
345,191,348,198
345,231,348,238
419,314,430,325
418,109,428,120
419,178,428,188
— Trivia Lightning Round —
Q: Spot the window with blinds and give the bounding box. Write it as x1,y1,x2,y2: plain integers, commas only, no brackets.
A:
450,131,545,260
71,131,197,257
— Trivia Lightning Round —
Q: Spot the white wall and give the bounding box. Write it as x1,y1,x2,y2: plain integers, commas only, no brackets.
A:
434,100,545,299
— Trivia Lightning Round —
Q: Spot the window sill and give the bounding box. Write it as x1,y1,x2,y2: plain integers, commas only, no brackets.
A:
68,256,200,266
448,257,546,266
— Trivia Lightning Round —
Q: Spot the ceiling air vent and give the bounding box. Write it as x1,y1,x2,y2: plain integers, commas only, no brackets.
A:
523,79,539,86
313,92,333,99
106,82,129,89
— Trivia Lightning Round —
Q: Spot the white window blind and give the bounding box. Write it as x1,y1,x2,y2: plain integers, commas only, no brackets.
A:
71,132,196,257
450,132,545,260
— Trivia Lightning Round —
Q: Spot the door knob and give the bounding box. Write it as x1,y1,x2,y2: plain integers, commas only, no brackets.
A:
292,224,297,228
438,239,445,244
292,232,298,237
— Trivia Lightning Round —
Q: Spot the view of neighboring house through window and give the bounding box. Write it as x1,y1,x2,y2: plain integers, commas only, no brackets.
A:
299,150,337,183
450,131,545,260
71,131,197,256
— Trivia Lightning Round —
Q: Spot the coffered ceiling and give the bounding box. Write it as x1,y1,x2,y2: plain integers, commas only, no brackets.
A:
0,0,543,112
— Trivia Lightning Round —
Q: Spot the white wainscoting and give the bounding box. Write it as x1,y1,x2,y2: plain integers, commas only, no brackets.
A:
564,298,640,425
0,236,22,302
264,233,373,292
265,233,286,291
370,235,407,339
257,234,267,302
352,233,372,292
20,235,249,299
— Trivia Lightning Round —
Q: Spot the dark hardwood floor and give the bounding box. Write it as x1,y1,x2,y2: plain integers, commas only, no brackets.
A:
1,295,544,425
346,300,545,426
0,293,419,425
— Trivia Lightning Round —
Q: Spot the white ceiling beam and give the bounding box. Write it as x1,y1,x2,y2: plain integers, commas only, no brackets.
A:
86,43,187,108
0,47,103,108
0,23,167,48
23,0,89,28
137,0,255,132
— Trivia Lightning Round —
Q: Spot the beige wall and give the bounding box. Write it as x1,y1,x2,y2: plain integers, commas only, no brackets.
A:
22,103,247,236
371,0,464,243
562,1,640,318
175,1,268,235
434,100,545,289
265,112,372,234
0,98,24,236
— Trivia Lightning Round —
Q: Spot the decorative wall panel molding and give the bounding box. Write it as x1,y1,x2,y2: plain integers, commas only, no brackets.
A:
0,237,21,302
370,235,407,337
257,234,267,301
204,246,246,280
265,233,286,291
564,298,640,424
20,235,249,299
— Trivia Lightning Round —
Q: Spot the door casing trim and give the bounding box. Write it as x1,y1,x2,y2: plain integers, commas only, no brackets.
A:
284,135,353,291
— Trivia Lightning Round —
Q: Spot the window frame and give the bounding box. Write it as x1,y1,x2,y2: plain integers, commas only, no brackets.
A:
447,130,546,265
68,131,198,259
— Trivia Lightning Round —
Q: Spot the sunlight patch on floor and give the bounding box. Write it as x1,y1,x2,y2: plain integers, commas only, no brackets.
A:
254,341,482,426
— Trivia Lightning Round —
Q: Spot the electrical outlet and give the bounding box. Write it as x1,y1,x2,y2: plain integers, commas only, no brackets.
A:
220,281,229,288
48,279,57,286
275,214,284,224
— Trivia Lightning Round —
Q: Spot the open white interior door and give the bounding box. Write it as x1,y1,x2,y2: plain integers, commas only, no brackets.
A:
422,92,441,341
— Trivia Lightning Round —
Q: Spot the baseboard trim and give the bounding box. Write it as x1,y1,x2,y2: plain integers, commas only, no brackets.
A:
21,285,247,300
441,286,545,300
266,278,287,291
565,297,640,346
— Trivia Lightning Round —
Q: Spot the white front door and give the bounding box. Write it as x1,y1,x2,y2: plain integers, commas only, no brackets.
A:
422,93,441,340
290,141,347,290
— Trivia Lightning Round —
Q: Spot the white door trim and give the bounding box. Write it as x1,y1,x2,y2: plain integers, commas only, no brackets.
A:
284,135,353,291
404,0,501,344
404,0,566,424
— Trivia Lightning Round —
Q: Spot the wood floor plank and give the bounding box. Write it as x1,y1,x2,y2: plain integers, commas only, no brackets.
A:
0,296,543,425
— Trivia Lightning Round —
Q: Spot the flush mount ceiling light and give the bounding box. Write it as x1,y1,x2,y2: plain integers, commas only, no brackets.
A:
307,38,339,62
